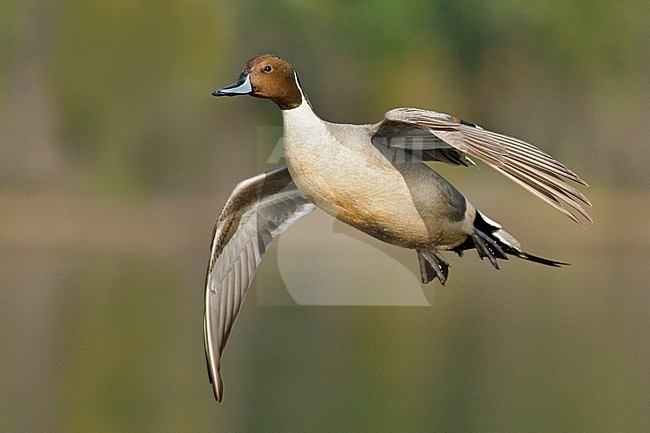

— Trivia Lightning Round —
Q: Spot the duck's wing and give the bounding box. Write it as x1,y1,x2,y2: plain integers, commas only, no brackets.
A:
204,166,315,403
372,107,592,225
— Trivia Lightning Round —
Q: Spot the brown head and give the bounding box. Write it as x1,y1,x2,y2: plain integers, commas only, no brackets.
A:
213,54,303,110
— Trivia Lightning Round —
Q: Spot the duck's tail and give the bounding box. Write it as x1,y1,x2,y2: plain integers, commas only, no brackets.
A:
417,210,566,285
456,210,567,268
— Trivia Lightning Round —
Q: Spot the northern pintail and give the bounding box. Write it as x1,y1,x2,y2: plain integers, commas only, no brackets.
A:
204,54,591,402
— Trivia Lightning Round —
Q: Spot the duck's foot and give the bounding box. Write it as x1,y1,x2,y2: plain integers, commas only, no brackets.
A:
471,229,508,269
417,249,450,285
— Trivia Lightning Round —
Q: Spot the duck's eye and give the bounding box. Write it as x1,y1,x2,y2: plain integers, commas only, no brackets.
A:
263,65,272,73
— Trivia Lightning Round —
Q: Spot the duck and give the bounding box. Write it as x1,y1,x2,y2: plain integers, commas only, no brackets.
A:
204,54,591,402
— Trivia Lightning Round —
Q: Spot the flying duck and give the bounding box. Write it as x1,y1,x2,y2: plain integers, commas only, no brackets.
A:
204,54,591,402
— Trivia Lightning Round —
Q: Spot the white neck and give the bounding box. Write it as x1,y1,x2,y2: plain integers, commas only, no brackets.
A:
282,95,328,140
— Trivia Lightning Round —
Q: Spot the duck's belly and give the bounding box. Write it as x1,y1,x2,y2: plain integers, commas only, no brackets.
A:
285,141,470,249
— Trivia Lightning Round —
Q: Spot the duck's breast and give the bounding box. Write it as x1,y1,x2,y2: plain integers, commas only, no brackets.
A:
282,105,471,248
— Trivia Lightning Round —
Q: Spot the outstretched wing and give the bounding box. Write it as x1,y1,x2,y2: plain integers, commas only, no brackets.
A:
373,108,592,224
204,166,315,402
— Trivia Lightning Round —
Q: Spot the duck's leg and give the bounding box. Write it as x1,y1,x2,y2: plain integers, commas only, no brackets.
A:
417,249,450,285
471,229,508,269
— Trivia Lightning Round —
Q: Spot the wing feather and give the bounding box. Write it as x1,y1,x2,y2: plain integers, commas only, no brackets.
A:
377,108,591,224
204,166,315,402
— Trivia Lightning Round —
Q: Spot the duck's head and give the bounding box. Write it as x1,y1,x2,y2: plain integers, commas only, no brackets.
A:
213,54,303,110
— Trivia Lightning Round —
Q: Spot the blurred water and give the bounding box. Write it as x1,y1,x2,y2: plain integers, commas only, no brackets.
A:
2,185,649,432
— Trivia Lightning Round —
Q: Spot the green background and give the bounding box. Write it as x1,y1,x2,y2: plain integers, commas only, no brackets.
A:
1,1,649,432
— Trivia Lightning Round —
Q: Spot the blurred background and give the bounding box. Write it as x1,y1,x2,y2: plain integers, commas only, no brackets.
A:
1,1,649,432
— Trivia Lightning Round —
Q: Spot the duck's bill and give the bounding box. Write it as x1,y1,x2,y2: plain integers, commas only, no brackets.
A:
213,73,253,96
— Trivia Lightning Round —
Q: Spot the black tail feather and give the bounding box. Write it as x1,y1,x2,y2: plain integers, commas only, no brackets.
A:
452,211,569,268
503,248,568,267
